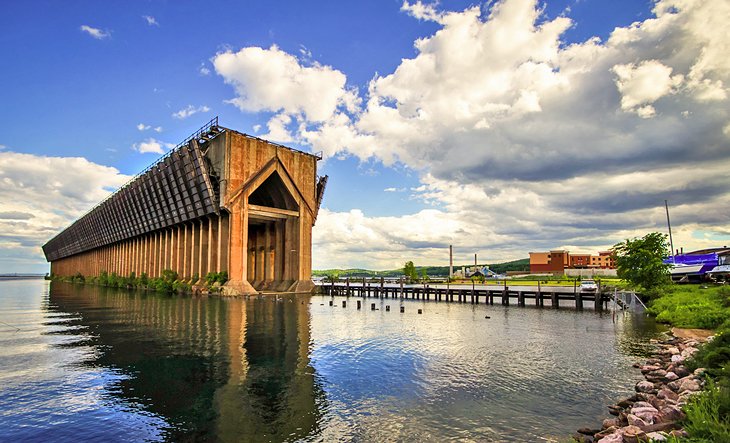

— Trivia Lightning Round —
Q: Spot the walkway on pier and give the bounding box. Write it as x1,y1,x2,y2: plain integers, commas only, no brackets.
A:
317,280,610,310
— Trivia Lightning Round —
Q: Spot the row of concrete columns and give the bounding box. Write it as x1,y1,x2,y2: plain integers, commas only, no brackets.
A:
246,217,299,291
50,214,230,281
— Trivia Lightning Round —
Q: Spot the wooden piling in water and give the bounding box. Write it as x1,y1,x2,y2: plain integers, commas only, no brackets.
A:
357,300,361,309
551,291,559,308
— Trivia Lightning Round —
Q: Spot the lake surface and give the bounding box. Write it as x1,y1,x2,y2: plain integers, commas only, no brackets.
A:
0,280,663,442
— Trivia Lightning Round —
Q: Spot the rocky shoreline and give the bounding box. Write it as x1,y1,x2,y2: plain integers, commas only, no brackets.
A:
572,331,709,443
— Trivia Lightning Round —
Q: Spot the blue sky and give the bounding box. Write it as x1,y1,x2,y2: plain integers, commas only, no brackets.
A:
1,0,728,273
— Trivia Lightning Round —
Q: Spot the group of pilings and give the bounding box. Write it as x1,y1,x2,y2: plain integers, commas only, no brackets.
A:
50,214,229,280
327,299,419,314
319,281,609,310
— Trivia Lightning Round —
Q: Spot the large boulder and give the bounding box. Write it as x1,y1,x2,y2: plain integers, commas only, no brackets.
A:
596,433,623,443
635,380,655,393
631,406,659,423
678,378,701,393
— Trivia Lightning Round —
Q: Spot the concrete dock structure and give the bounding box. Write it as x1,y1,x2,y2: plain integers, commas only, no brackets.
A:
43,118,327,295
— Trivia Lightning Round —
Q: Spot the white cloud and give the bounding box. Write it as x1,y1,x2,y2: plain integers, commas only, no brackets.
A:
401,1,443,22
172,105,210,119
0,151,129,272
213,0,730,269
199,63,211,76
613,60,683,117
262,113,294,142
132,138,174,154
80,25,110,39
0,144,6,150
143,15,159,26
213,44,359,126
137,123,163,132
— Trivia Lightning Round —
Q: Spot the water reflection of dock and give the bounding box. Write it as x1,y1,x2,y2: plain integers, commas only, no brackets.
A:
319,280,611,310
47,282,324,442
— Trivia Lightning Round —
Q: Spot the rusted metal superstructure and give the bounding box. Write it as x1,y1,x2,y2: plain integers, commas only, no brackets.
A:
43,118,326,295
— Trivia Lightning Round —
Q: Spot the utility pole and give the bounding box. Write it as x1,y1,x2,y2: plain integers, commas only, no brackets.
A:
449,245,453,278
665,200,675,263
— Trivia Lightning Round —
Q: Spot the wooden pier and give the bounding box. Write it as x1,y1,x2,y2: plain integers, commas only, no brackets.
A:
317,279,610,310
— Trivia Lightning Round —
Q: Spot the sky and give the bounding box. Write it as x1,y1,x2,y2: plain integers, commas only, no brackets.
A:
0,0,729,273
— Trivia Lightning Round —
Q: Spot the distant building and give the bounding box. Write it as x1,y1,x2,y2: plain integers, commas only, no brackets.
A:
529,250,615,274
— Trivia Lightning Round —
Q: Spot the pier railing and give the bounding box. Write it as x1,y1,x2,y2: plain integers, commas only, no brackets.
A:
315,279,612,310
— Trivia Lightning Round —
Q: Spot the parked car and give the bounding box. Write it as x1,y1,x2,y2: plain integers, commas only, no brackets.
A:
580,279,598,291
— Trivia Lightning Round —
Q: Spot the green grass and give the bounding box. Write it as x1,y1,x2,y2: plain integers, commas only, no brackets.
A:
669,380,730,443
647,285,730,330
648,285,730,442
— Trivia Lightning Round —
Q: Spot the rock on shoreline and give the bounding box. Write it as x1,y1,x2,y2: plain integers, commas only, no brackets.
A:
572,333,707,443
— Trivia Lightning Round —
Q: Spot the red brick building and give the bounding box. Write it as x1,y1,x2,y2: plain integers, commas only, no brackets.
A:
529,250,615,274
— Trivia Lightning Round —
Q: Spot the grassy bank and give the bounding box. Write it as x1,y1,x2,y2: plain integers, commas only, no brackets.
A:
648,285,730,330
648,285,730,441
51,270,228,295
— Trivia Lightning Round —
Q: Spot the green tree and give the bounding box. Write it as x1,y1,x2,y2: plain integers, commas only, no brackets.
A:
421,268,429,282
611,232,671,296
403,261,418,282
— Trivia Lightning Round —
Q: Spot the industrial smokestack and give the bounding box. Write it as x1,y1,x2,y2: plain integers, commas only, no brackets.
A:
475,253,477,267
449,245,453,278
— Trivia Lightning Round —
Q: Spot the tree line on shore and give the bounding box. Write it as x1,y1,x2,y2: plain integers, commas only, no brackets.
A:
312,258,530,279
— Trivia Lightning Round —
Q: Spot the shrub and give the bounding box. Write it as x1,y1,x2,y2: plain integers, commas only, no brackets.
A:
681,380,730,442
173,280,191,294
139,272,149,287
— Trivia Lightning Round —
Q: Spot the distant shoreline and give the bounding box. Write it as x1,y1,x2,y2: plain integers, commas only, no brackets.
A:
0,275,46,281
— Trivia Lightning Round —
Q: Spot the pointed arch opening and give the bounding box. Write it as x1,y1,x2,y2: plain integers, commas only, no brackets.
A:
246,170,300,292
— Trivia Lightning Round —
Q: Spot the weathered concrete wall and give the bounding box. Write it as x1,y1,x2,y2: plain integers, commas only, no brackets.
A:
47,126,321,295
222,131,317,295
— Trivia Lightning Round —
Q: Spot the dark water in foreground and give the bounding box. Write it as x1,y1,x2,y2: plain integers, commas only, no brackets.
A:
0,280,664,442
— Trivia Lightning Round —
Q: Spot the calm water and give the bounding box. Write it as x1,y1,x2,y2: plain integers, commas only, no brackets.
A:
0,280,663,442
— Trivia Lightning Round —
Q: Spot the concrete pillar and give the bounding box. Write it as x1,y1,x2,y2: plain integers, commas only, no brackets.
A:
163,230,167,274
264,223,273,284
175,225,183,277
274,220,285,284
207,216,219,274
255,227,265,283
247,228,255,285
123,241,129,276
199,219,209,279
218,213,229,274
147,233,154,278
223,203,255,294
182,224,189,279
190,222,199,281
134,237,139,276
284,217,299,282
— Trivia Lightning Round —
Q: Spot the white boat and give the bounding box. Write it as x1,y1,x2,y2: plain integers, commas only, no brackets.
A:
707,265,730,275
669,264,704,275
